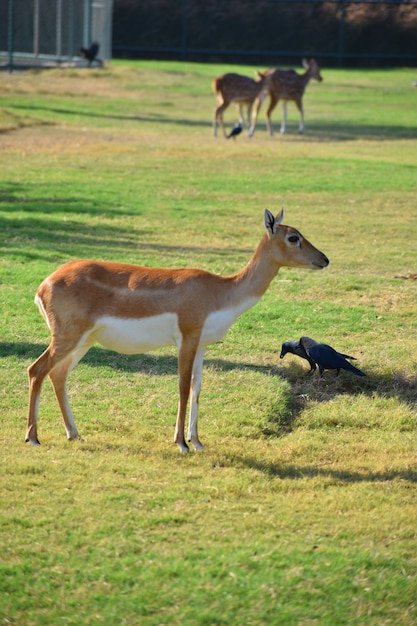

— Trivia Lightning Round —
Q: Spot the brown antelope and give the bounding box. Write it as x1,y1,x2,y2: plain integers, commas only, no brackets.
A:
258,59,323,135
25,208,329,452
212,72,269,138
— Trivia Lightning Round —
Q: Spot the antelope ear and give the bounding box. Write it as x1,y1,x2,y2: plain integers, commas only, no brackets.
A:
264,207,284,235
302,58,309,69
264,208,275,235
275,207,284,226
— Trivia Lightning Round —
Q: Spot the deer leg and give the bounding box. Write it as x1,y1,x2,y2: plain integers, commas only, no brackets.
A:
237,104,245,127
245,103,253,136
174,336,201,452
296,100,305,133
280,101,288,134
48,345,91,441
213,112,218,137
214,102,228,138
187,347,206,451
249,94,263,137
266,96,278,136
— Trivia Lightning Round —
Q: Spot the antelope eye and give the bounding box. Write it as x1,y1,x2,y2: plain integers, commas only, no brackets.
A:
287,235,300,245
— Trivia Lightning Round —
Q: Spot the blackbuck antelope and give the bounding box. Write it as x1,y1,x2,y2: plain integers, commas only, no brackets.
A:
212,72,269,138
259,58,323,135
26,209,329,452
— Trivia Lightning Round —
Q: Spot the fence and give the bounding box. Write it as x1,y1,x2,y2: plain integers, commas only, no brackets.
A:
112,0,417,68
2,0,416,70
0,0,113,70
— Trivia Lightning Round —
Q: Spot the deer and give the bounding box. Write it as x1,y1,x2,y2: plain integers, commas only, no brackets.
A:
257,59,323,136
25,208,329,453
212,71,270,138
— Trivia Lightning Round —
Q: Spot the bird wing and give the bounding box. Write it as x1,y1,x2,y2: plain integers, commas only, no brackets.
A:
300,336,318,350
308,344,365,376
307,344,342,367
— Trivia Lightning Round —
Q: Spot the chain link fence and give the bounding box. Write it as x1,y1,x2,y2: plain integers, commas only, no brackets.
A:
0,0,113,70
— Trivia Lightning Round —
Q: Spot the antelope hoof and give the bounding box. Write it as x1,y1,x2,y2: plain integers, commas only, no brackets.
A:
67,433,82,441
25,437,41,446
190,438,204,452
176,441,190,453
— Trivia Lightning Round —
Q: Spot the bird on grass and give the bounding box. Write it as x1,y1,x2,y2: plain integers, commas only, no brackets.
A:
227,122,243,140
300,336,366,378
280,339,317,374
80,42,101,66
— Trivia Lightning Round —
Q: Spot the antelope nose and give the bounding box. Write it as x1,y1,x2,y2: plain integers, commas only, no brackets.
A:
323,255,330,267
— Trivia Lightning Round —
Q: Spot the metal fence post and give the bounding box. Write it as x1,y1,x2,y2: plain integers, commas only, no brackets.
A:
56,0,63,60
83,0,92,49
338,0,345,68
181,0,188,61
7,0,14,72
34,0,40,57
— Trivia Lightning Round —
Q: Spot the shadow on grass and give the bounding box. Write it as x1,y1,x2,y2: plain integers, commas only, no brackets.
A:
285,121,417,142
0,183,139,218
3,342,415,435
12,104,213,129
231,456,417,484
0,186,252,262
11,104,417,141
0,213,247,263
279,360,417,405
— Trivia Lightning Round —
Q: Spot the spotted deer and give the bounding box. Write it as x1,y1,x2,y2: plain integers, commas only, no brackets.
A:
212,72,269,138
25,208,329,452
259,59,323,135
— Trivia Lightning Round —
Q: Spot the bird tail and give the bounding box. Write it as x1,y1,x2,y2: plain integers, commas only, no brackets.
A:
345,361,366,376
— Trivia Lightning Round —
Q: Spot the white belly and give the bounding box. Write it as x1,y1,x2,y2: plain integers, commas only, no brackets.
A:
92,313,181,354
90,297,259,355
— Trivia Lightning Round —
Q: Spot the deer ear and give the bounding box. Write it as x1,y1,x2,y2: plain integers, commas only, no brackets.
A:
302,58,309,69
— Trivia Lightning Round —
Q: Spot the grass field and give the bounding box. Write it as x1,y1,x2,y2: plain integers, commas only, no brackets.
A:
1,60,416,625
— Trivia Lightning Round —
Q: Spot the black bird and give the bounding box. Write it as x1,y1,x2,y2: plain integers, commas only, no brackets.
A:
80,42,100,66
227,122,243,140
299,336,366,378
280,339,317,373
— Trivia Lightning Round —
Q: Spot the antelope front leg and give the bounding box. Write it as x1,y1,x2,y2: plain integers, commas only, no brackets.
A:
174,337,201,452
187,347,206,451
174,377,190,453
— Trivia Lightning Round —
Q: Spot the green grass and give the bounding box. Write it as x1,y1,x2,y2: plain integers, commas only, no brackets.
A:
1,60,416,625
